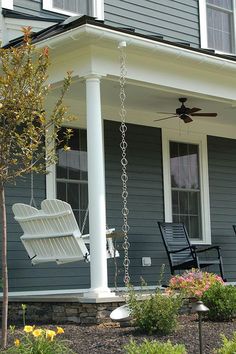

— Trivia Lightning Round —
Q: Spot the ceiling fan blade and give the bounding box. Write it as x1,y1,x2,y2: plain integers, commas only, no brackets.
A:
183,116,193,123
154,115,177,122
191,112,217,117
156,111,175,114
189,107,201,114
180,114,193,123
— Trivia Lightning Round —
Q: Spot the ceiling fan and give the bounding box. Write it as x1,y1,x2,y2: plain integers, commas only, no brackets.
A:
155,97,217,123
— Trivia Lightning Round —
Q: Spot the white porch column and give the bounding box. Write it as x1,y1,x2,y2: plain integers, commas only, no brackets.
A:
85,74,113,298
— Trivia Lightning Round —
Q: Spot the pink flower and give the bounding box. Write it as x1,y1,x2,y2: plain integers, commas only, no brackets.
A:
168,269,224,299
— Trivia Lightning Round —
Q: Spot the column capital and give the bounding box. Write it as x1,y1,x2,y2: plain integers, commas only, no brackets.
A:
80,72,107,81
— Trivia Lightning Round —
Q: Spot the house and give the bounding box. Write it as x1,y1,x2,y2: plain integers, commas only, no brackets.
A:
2,0,236,306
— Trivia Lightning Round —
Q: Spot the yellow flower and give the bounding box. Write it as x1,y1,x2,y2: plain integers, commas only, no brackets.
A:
56,326,64,334
14,339,20,347
33,329,43,337
46,329,56,341
24,325,34,333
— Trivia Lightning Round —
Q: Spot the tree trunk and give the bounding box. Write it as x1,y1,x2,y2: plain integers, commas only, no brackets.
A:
0,183,8,348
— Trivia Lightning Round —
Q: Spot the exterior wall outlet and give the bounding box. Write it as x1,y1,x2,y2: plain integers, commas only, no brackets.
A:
142,257,151,266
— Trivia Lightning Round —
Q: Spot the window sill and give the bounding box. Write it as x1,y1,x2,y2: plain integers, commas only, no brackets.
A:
201,47,235,56
191,240,211,246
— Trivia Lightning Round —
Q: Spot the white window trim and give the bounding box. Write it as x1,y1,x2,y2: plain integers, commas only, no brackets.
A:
92,0,104,20
199,0,208,48
2,0,13,10
42,0,104,19
42,0,82,17
199,0,236,53
162,128,211,245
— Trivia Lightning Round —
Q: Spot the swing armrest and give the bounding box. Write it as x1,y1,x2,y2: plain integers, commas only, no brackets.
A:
81,233,90,243
81,229,116,244
196,245,221,255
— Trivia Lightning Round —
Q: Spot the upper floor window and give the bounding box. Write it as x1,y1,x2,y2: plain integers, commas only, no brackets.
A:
207,0,234,52
199,0,235,53
42,0,87,16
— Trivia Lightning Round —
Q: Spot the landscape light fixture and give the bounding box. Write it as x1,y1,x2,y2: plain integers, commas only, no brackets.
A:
191,300,209,354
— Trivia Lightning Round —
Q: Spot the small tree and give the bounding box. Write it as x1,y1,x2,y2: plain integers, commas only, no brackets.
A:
0,27,73,348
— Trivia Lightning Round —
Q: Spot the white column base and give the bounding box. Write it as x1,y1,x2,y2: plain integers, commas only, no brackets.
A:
85,288,116,299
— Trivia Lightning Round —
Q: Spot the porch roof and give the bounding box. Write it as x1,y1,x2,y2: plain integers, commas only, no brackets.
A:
4,14,236,63
4,13,236,138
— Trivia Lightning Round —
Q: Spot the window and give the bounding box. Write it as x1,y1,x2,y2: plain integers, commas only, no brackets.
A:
162,130,211,244
56,128,89,233
170,142,202,239
42,0,87,16
199,0,235,53
207,0,234,52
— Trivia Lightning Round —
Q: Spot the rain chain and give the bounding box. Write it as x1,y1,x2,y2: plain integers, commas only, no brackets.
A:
119,41,130,285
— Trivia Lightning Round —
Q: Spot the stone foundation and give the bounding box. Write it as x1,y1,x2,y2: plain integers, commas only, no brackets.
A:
6,300,126,326
3,292,193,326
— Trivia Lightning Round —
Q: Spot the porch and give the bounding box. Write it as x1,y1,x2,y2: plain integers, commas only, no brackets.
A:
7,16,236,298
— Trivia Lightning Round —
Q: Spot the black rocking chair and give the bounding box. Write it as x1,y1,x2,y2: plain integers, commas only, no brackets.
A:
232,225,236,237
158,222,226,281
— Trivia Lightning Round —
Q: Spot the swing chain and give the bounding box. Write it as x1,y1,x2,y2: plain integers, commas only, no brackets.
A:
81,206,89,235
119,43,130,285
29,138,37,209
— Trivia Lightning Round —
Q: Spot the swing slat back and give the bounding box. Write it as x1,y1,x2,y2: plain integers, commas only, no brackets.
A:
12,199,89,265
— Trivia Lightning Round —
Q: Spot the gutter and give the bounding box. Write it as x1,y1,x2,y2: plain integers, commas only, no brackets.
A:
35,23,236,74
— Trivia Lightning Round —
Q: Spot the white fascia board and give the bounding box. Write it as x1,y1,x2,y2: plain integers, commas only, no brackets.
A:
38,24,236,103
36,24,236,75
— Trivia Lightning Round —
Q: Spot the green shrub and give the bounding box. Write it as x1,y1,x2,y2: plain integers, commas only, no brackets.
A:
124,339,186,354
202,283,236,321
127,285,182,334
216,332,236,354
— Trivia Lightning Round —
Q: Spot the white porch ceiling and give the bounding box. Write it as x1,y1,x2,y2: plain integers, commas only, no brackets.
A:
48,77,236,137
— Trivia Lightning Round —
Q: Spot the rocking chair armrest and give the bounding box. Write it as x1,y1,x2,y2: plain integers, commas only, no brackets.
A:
195,245,221,254
169,246,192,254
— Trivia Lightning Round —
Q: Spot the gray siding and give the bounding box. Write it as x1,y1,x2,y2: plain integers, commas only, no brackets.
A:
208,136,236,281
6,126,236,292
13,1,200,47
104,0,200,47
105,121,165,286
13,0,89,20
5,121,165,291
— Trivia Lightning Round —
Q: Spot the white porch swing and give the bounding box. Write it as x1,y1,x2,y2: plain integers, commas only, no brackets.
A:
12,199,119,265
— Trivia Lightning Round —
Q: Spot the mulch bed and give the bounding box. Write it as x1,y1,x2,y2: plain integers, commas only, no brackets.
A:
5,314,236,353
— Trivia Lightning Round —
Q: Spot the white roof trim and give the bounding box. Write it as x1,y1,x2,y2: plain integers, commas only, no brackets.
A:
36,23,236,74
